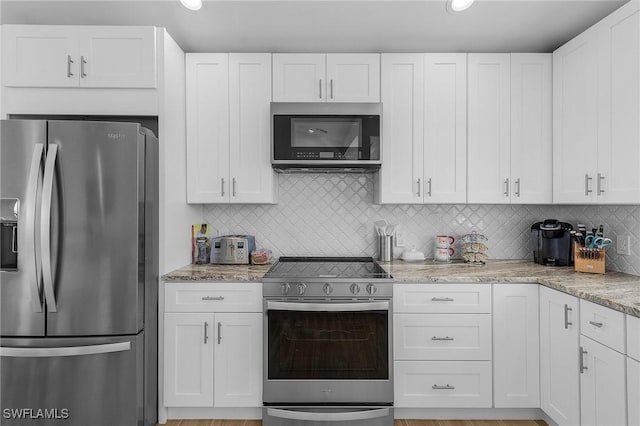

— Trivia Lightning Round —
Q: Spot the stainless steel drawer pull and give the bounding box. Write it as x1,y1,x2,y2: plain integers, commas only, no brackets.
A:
319,80,322,99
432,384,455,390
204,321,209,344
504,178,510,196
585,174,593,196
589,321,603,328
427,178,432,197
515,178,521,197
431,336,454,341
202,296,225,301
330,79,334,99
417,178,421,197
217,322,222,344
232,178,237,197
221,177,225,196
67,55,74,77
81,56,87,78
579,346,588,373
564,304,573,329
597,173,605,195
431,297,454,302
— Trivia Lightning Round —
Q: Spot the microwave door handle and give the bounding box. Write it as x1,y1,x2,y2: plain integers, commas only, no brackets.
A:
266,408,390,422
266,301,389,312
41,144,58,312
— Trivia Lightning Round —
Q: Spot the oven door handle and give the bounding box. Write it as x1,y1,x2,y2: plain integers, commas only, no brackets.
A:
266,407,390,422
266,301,389,312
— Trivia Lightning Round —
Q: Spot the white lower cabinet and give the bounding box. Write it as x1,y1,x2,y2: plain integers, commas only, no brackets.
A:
628,357,640,426
163,282,262,408
579,335,627,426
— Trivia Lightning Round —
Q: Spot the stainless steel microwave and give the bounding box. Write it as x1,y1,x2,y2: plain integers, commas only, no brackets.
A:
271,102,382,172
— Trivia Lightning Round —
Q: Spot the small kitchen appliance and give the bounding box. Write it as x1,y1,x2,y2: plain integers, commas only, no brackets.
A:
531,219,574,266
210,234,256,264
262,257,394,426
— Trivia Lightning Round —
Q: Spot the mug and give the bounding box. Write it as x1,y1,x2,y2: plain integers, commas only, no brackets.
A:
436,235,456,248
435,247,455,262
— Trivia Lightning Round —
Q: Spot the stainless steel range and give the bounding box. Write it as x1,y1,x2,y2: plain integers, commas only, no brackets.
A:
262,257,394,426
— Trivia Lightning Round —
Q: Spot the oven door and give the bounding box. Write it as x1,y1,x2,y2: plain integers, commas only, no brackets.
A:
264,299,393,404
263,406,394,426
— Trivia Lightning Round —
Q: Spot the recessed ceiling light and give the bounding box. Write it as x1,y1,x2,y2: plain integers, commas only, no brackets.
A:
448,0,475,12
180,0,202,11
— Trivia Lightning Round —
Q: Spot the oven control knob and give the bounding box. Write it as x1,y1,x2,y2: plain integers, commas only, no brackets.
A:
366,283,377,295
350,283,361,295
323,283,333,295
297,283,307,295
280,283,291,295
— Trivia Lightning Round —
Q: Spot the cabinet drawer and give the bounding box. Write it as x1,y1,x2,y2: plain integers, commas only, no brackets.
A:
394,360,492,407
580,299,625,353
628,315,640,361
165,282,262,313
394,314,491,361
394,284,491,313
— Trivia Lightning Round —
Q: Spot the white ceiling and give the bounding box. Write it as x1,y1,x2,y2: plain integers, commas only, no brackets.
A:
0,0,629,53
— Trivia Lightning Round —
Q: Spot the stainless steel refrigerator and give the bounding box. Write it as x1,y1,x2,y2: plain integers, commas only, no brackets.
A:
0,119,158,426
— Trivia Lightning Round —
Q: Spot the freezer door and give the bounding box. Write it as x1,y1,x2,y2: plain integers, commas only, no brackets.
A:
0,334,143,426
45,121,143,336
0,120,47,336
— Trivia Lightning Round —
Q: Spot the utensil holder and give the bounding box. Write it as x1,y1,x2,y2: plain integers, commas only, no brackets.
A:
574,242,605,274
378,235,394,262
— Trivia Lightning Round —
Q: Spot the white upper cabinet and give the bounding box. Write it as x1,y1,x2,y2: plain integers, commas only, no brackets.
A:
467,54,511,204
554,1,640,204
2,25,156,88
423,54,467,204
272,53,380,102
377,54,424,204
186,53,276,204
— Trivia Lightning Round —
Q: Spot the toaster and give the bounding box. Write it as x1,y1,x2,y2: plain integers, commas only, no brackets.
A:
211,235,256,264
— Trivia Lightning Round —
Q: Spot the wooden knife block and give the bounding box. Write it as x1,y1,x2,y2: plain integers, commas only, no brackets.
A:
574,242,606,274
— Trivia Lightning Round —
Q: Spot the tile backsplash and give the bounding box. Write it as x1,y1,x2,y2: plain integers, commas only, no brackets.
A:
203,173,640,276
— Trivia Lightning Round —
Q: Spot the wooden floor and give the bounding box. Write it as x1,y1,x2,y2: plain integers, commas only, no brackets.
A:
163,420,548,426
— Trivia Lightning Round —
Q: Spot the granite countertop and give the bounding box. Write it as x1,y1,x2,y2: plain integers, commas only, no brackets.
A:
162,259,640,317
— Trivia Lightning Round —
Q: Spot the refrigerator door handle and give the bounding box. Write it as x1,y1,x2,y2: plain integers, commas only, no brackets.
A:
0,341,131,357
41,144,58,313
23,143,45,313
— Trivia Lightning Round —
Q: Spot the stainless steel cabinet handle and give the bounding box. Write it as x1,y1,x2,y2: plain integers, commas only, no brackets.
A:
515,178,521,197
330,79,334,99
417,178,421,197
232,178,237,197
267,300,389,312
41,144,58,313
67,55,74,77
432,384,455,390
319,80,322,99
427,178,432,197
579,346,588,373
585,174,593,196
431,336,454,341
432,297,454,302
217,322,222,344
221,178,225,196
81,55,87,78
204,321,209,344
564,304,573,329
202,296,225,301
589,320,603,328
504,178,510,196
597,173,605,195
0,342,130,358
25,144,45,313
266,407,390,422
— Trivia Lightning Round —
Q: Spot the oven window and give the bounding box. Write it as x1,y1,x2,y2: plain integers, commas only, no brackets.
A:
268,310,389,380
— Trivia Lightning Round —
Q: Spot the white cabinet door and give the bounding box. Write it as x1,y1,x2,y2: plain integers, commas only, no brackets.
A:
539,286,580,426
580,336,627,426
2,25,79,87
185,53,230,203
467,54,511,204
164,313,214,407
553,28,601,203
214,313,263,407
272,54,326,102
378,54,424,204
78,26,156,88
228,53,276,203
510,54,552,204
423,53,467,204
598,5,640,204
326,54,380,102
492,284,540,408
628,357,640,426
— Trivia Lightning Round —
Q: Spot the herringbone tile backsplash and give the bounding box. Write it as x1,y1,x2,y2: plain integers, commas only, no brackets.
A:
203,174,640,276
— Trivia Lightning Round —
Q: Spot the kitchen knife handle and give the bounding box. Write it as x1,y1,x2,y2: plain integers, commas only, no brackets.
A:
67,55,74,77
217,322,222,344
585,174,593,196
597,173,605,195
204,321,209,344
564,304,573,329
221,178,225,196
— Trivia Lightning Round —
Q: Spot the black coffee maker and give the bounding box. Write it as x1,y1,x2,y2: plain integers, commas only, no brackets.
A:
531,219,574,266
